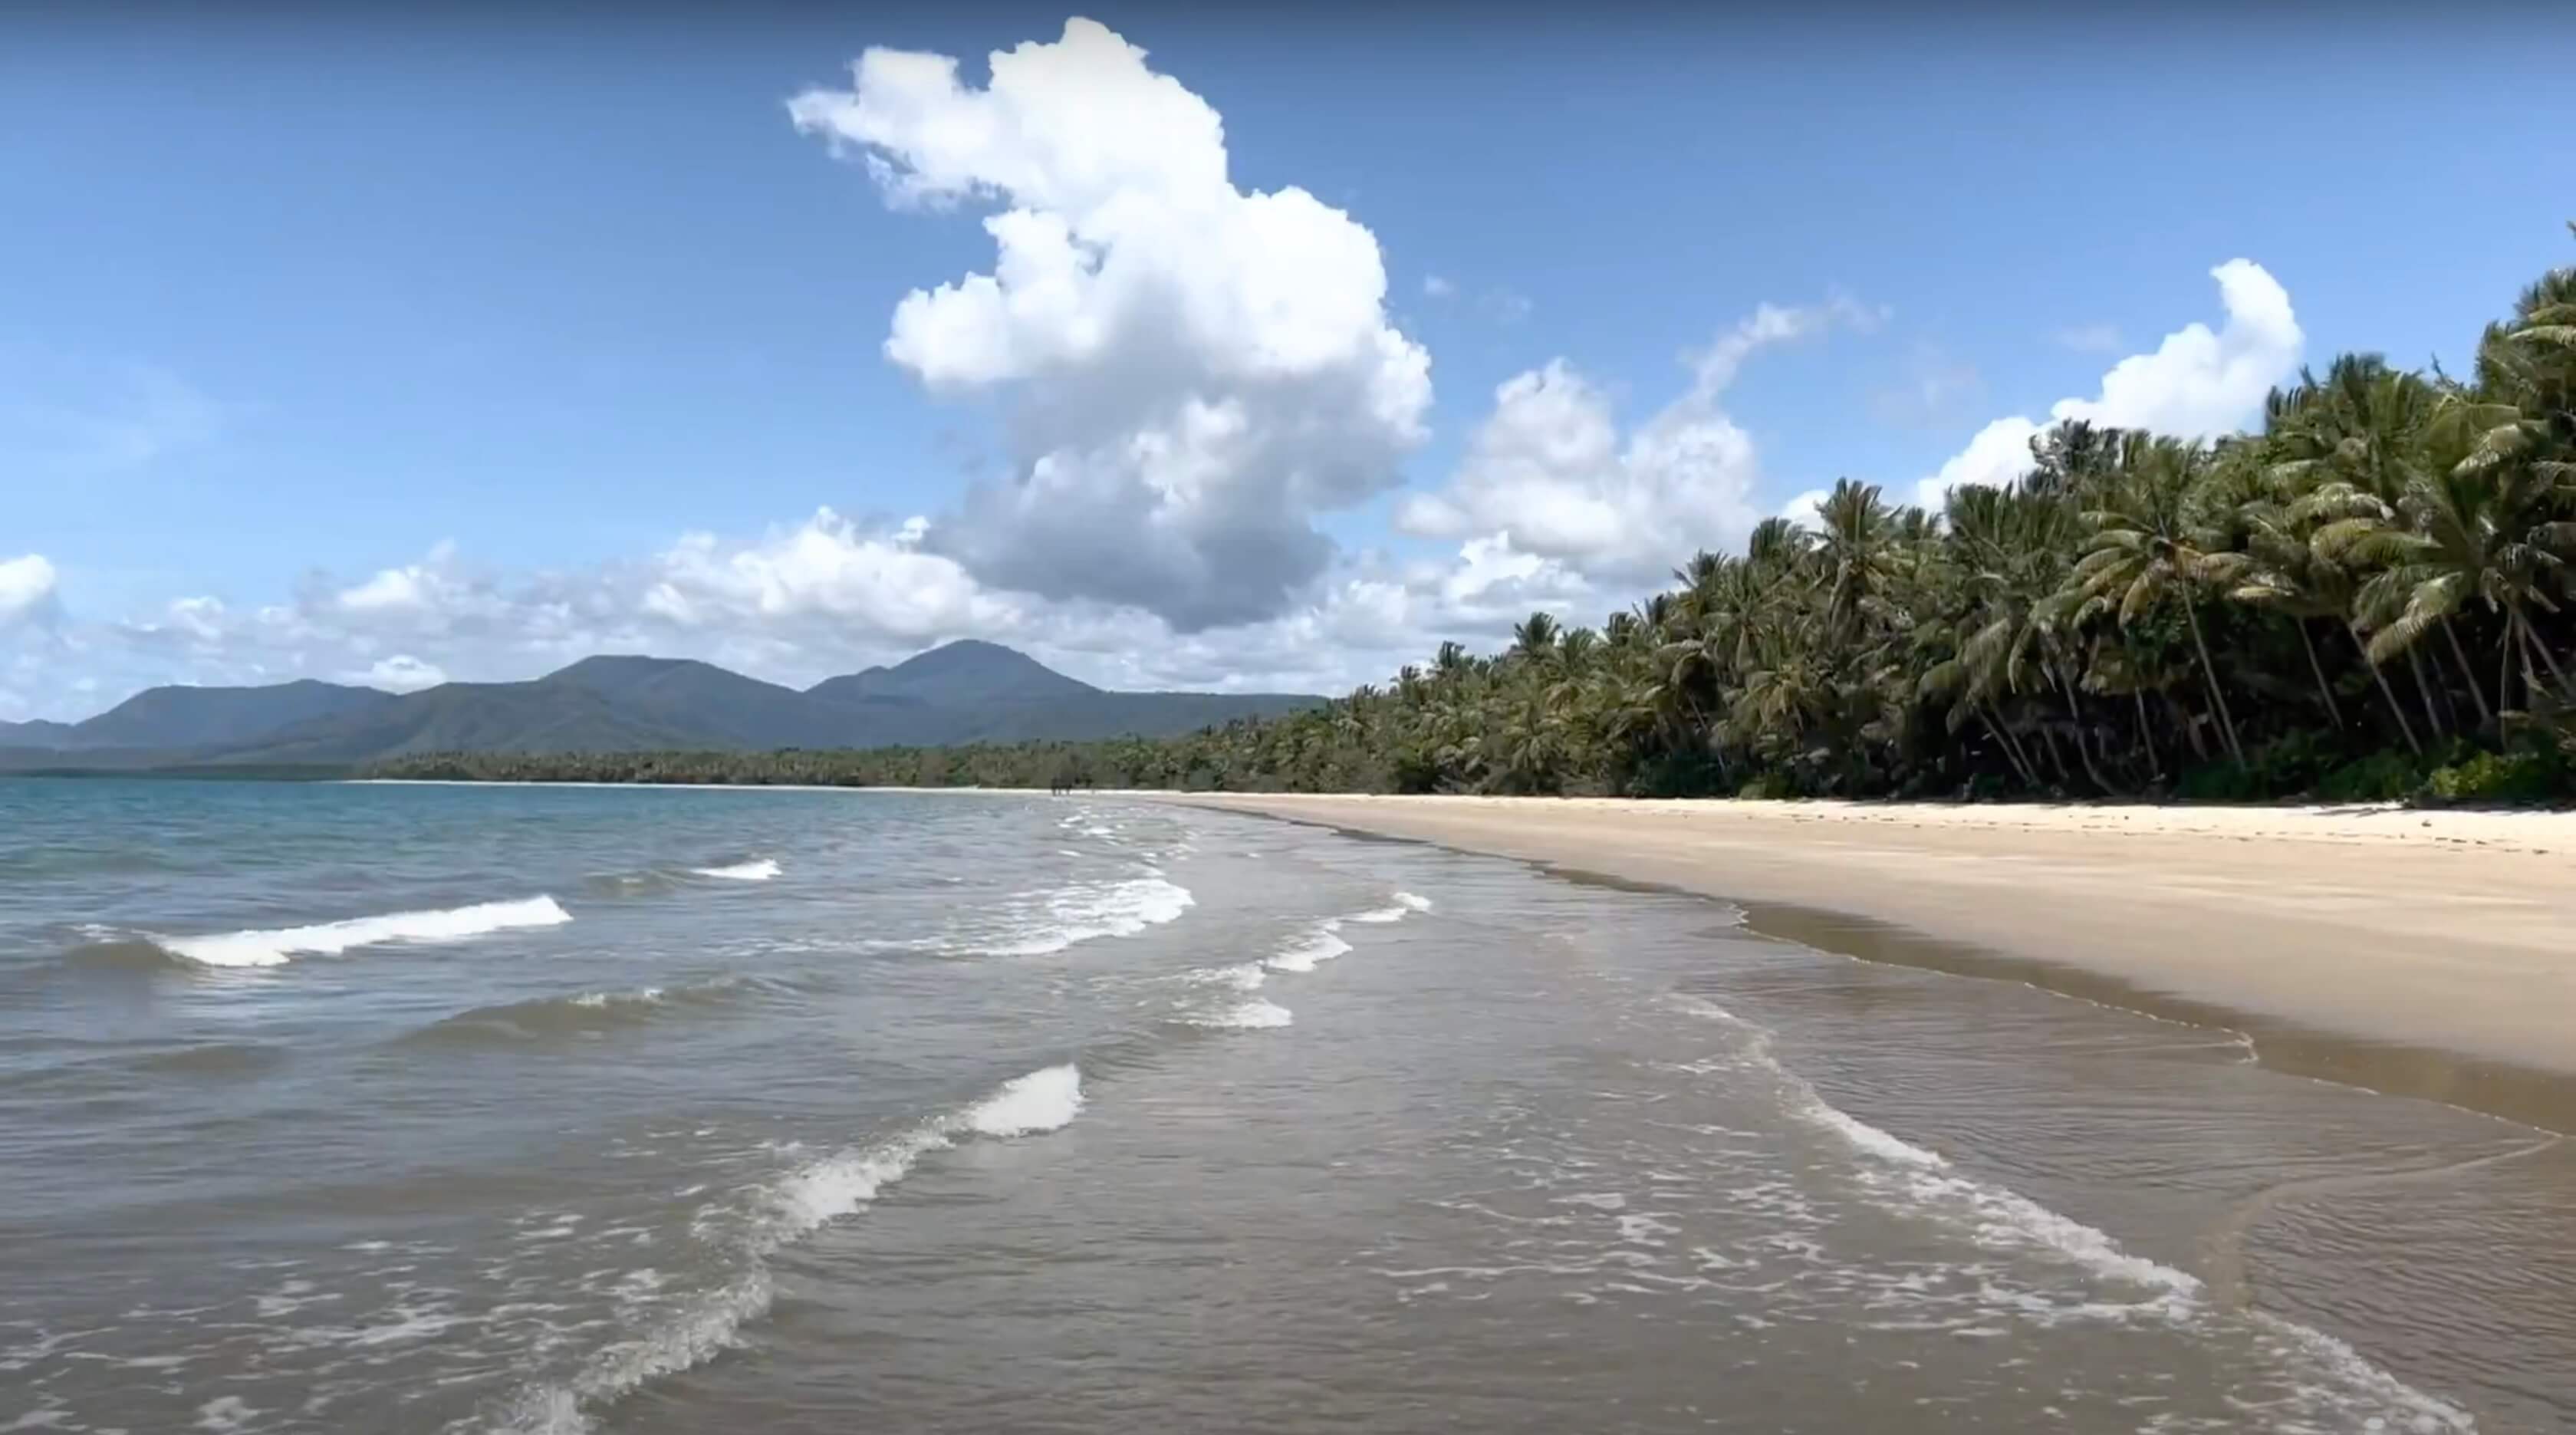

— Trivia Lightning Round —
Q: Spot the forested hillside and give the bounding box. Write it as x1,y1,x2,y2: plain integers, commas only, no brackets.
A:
375,237,2576,805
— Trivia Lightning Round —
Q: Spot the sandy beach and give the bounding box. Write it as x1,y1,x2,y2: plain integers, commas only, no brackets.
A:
1150,795,2576,1128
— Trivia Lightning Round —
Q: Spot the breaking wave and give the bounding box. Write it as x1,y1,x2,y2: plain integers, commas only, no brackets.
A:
400,978,762,1050
982,874,1194,956
1266,923,1352,973
690,859,779,883
1183,999,1294,1030
1666,993,2476,1430
142,896,573,969
481,1063,1088,1433
1347,891,1433,924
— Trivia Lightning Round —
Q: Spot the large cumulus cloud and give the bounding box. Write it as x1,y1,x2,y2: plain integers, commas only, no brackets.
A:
788,18,1431,630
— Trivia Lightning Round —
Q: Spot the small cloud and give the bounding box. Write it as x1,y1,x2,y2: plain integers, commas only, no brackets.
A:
1479,288,1534,324
358,655,448,692
1423,274,1456,299
0,554,60,627
2052,323,2123,354
1780,488,1830,529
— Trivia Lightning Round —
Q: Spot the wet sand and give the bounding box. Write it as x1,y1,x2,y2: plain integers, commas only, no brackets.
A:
1147,795,2576,1132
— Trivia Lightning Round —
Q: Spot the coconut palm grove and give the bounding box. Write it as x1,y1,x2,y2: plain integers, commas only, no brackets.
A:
378,236,2576,805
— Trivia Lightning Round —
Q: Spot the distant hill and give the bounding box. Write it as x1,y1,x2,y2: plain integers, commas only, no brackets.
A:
2,679,393,752
808,639,1096,707
0,718,83,749
13,642,1322,766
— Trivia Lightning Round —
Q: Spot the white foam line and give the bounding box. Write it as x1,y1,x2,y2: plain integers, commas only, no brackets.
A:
160,895,571,969
1266,921,1351,973
988,876,1194,956
1347,890,1433,924
690,859,779,882
1666,992,2476,1429
488,1063,1087,1433
1186,999,1293,1030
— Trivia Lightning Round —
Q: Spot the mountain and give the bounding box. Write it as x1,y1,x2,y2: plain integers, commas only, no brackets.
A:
141,641,1322,765
809,639,1096,707
0,679,394,752
0,719,82,749
215,679,726,763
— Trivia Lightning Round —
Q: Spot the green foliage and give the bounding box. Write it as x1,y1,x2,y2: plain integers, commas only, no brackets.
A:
2423,748,2565,805
371,234,2576,811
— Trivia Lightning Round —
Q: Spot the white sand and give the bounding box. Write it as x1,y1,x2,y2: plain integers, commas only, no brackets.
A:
1148,795,2576,1082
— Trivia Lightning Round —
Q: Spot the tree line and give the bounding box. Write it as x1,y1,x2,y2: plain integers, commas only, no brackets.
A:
373,235,2576,805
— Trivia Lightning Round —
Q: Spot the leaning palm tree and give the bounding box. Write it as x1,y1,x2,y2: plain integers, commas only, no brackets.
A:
2341,396,2576,719
2068,434,2246,763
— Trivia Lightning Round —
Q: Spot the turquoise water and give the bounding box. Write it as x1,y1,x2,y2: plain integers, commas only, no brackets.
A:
0,778,2561,1432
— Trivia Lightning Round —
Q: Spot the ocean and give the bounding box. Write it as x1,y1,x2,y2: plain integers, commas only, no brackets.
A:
2,778,2569,1433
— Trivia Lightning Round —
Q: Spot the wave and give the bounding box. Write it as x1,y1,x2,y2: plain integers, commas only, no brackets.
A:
1266,923,1352,973
690,859,779,883
60,935,201,976
1666,992,2476,1429
1183,963,1268,991
119,896,572,969
962,1063,1086,1136
1183,999,1293,1030
400,979,755,1050
1347,890,1433,924
485,1062,1088,1433
984,874,1193,956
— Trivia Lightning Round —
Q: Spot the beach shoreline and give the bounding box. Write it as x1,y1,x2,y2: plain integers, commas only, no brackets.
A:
1143,794,2576,1133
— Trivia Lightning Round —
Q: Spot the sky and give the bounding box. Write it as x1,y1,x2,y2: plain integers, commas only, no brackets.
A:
5,2,2574,721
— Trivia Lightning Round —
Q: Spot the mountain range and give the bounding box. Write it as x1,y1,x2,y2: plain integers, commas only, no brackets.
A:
0,641,1321,768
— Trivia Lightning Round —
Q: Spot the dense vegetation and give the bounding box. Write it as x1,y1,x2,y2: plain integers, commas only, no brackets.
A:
375,237,2576,805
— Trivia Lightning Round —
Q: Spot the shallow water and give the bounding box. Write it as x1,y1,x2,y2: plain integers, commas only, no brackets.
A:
1,778,2567,1432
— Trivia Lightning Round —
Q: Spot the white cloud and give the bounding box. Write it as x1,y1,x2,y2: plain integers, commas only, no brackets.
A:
790,18,1431,630
357,655,448,692
2053,323,2124,354
1919,259,2301,509
1396,294,1875,581
1423,274,1456,299
0,554,58,626
640,507,1018,639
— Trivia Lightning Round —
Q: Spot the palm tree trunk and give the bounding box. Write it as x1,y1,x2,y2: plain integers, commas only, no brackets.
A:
2054,669,2115,793
1976,703,2038,789
2296,620,2344,729
2515,605,2570,690
2499,620,2517,720
2407,646,2449,739
2037,722,2072,786
2441,617,2495,731
2347,622,2423,756
2132,689,2162,778
2180,593,2245,763
2169,693,2209,762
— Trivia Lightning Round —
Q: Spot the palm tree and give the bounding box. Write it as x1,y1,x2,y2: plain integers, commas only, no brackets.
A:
2068,435,2246,763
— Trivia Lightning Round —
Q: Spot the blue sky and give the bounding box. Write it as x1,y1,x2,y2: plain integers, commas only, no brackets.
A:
5,5,2572,719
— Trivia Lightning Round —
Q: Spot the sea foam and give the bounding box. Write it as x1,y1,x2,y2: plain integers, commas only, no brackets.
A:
989,874,1194,955
1266,923,1352,973
160,895,572,968
962,1063,1087,1136
1664,992,2474,1428
1347,891,1433,924
489,1061,1088,1433
1188,999,1293,1030
690,859,780,882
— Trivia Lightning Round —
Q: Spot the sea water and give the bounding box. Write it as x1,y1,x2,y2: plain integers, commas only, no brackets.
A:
2,778,2568,1432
